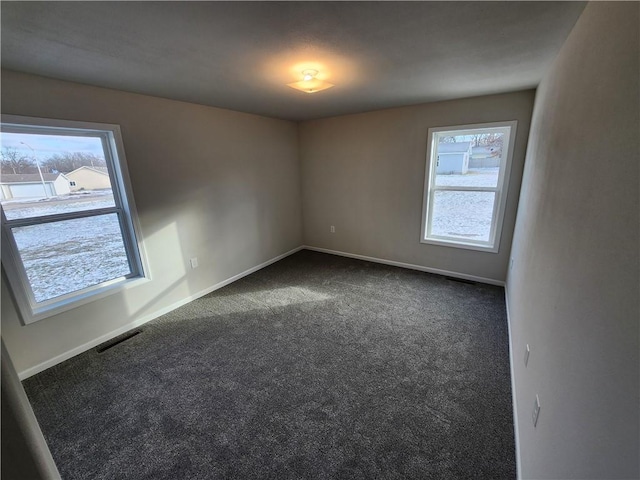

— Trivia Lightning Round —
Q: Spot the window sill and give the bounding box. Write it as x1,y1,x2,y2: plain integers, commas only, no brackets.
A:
22,275,150,325
421,237,500,253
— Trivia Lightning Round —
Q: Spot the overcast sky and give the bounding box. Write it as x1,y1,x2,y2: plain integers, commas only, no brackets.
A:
1,132,105,161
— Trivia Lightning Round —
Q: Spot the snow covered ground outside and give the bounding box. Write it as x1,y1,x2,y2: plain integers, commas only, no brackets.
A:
2,190,115,220
435,167,499,188
3,191,130,303
431,168,499,241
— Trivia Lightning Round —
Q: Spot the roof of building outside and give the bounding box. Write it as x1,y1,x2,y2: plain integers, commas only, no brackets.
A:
0,173,62,183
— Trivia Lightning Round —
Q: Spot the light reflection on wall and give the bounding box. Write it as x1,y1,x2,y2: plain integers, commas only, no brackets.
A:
123,220,189,318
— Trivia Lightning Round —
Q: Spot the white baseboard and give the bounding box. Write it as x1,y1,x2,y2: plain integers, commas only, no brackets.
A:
303,245,505,286
18,246,304,380
504,285,522,480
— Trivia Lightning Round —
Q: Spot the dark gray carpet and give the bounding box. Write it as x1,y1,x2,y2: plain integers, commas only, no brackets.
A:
23,250,516,479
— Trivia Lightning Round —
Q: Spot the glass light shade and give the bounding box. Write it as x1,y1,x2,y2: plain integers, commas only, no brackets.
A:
286,78,335,93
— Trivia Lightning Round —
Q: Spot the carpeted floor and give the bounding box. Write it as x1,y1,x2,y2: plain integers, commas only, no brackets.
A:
23,250,516,479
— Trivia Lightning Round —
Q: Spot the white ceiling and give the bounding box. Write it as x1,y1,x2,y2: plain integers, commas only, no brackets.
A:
1,1,585,121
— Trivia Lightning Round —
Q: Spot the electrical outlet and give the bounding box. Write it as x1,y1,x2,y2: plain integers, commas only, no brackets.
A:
524,344,530,367
330,225,335,233
532,395,541,427
190,257,199,269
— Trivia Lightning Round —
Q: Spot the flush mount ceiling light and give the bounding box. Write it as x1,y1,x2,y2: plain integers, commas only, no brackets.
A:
287,69,335,94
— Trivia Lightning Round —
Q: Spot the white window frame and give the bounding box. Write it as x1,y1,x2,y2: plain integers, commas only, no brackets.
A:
420,120,517,253
1,115,150,325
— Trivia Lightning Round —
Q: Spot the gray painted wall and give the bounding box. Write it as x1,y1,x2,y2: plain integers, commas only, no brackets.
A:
1,70,302,374
1,339,61,479
506,3,639,479
299,91,535,282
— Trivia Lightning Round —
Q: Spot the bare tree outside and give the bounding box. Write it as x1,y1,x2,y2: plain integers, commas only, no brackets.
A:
43,152,106,173
471,133,504,156
0,146,35,174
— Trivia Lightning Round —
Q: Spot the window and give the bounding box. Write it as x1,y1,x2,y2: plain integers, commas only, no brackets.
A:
69,181,76,187
1,115,148,324
421,121,517,252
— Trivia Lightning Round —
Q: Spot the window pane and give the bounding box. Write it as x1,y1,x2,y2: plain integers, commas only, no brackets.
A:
1,132,115,220
12,213,131,303
434,133,504,188
430,191,495,242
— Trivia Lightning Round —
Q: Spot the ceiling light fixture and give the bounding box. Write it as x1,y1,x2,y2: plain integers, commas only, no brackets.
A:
302,69,317,81
287,69,334,94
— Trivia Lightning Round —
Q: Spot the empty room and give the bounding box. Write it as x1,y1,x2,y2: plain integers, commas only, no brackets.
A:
1,2,638,479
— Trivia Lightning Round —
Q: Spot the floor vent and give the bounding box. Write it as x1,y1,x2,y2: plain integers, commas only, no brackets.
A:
96,330,142,353
445,276,477,285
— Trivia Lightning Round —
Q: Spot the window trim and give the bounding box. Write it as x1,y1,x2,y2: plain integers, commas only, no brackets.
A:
1,114,150,325
420,120,518,253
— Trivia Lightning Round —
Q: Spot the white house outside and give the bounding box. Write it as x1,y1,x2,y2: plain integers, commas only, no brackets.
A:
0,173,71,199
66,166,111,191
